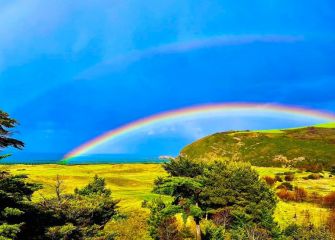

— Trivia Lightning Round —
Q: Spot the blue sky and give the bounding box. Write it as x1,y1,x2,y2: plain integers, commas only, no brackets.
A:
0,0,335,160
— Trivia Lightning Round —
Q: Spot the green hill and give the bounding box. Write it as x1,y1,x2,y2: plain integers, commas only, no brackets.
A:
180,123,335,170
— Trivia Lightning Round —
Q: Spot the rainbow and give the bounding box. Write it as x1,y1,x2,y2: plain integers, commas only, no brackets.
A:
61,103,335,163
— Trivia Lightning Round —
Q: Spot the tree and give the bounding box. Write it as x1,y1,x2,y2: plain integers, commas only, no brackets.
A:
74,174,111,197
0,172,51,239
150,158,279,239
153,158,205,240
40,175,119,239
0,110,24,160
0,111,53,239
201,162,279,236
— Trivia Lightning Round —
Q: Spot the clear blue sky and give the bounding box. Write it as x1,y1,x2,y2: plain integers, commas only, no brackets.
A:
0,1,334,160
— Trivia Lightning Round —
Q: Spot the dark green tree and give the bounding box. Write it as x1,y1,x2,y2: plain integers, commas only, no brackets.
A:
0,110,24,160
40,175,119,240
201,161,279,237
150,158,279,239
75,174,111,197
0,110,51,239
152,158,205,240
0,172,52,239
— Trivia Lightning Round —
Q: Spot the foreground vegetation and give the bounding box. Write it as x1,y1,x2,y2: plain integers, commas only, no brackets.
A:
1,162,335,239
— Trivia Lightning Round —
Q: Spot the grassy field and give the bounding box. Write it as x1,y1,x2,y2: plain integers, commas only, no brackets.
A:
256,166,334,227
1,163,333,228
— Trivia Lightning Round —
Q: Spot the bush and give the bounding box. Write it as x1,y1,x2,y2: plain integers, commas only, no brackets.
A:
277,189,295,201
263,176,276,186
294,187,308,202
330,165,335,175
305,164,323,173
308,192,322,204
276,182,293,191
284,224,333,240
284,174,294,181
274,175,283,182
276,187,308,202
304,173,322,180
323,192,335,208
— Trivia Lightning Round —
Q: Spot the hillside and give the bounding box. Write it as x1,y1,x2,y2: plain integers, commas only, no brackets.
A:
181,123,335,170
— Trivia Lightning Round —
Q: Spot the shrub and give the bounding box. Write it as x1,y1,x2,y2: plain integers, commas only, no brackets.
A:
294,187,308,202
276,182,293,191
284,174,294,181
274,175,283,182
327,209,335,235
263,176,276,186
308,192,322,204
284,224,333,240
330,165,335,175
277,187,308,202
305,164,323,173
277,189,295,201
304,173,322,180
323,192,335,208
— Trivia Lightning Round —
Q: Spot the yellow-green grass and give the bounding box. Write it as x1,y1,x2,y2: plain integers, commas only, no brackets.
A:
250,121,335,133
0,164,167,211
256,166,335,195
314,122,335,128
1,164,333,228
274,201,328,228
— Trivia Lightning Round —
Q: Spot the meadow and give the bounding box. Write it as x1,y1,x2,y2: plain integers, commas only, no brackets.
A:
1,163,334,229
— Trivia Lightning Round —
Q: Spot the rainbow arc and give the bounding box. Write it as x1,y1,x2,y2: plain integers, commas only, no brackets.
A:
62,103,335,163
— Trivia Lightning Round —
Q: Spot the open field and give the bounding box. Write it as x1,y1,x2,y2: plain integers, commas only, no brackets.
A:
1,163,334,228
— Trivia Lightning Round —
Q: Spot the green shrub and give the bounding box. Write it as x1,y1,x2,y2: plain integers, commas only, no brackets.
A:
284,174,294,181
276,182,293,191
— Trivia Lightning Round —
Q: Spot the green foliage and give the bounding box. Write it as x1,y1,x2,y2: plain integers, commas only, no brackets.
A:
0,223,22,240
277,182,293,191
2,208,23,218
0,172,48,239
74,174,111,197
0,110,24,159
230,224,272,240
283,223,333,240
153,176,202,201
181,126,335,170
163,156,205,177
202,221,225,240
201,162,278,231
149,158,280,239
146,197,178,240
46,223,80,240
40,175,119,239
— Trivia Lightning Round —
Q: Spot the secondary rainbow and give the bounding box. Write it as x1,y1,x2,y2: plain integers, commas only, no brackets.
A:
62,103,335,163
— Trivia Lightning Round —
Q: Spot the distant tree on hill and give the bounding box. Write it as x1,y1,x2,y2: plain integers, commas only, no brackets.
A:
0,110,24,160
